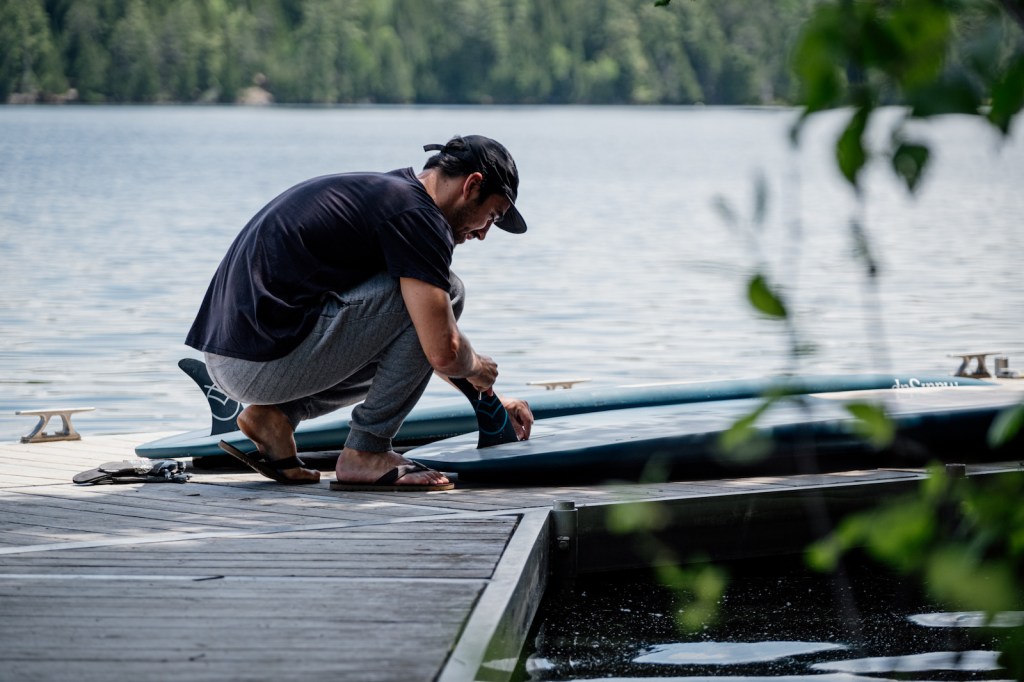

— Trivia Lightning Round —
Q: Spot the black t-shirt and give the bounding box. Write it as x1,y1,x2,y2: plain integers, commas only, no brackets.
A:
185,167,454,361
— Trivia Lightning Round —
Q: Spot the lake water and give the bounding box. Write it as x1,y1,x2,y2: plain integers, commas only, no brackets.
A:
1,105,1022,442
518,555,1019,681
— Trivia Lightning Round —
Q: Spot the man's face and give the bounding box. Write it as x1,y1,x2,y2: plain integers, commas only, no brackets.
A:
450,189,511,245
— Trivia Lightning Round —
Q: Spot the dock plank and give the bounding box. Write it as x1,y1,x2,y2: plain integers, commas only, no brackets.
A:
3,430,1019,682
0,434,529,680
0,576,477,682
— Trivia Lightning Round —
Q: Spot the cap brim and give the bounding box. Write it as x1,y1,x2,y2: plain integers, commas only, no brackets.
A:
495,204,527,234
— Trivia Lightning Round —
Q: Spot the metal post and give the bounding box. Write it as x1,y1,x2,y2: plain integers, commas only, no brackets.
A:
551,499,578,581
945,463,966,479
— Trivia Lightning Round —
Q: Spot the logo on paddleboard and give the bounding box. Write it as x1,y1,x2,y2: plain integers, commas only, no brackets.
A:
892,377,960,389
205,383,243,421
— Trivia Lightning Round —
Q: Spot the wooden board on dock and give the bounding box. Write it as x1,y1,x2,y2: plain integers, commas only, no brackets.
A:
0,434,518,681
3,431,1022,681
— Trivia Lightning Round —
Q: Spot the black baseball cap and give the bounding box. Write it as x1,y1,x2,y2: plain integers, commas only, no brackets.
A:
423,135,527,234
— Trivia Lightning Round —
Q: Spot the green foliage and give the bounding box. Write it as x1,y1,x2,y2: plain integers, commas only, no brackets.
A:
655,562,728,632
699,3,1024,674
605,501,671,535
790,0,1024,195
989,51,1024,132
989,403,1024,448
809,466,1024,679
2,0,818,104
604,501,728,635
837,103,871,188
0,0,66,101
108,0,159,102
788,0,1024,453
718,395,777,461
844,401,895,447
747,274,788,319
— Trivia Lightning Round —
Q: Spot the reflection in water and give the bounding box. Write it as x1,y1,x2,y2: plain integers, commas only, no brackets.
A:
910,612,1024,629
634,641,846,665
561,671,913,675
811,649,1002,673
519,555,1015,680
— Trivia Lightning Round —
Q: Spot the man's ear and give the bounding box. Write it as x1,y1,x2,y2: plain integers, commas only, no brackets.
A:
461,172,485,200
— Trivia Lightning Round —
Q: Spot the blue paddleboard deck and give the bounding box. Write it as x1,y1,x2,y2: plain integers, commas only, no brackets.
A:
407,385,1022,482
136,373,991,460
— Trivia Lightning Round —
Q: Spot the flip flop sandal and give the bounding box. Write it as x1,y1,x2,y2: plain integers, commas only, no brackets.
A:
73,459,190,485
218,441,318,485
330,462,454,492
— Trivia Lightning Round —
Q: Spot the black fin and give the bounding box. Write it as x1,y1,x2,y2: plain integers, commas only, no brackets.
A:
449,377,519,448
178,358,243,436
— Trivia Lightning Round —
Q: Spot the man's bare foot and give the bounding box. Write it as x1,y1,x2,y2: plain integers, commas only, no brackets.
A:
335,447,450,487
237,405,320,483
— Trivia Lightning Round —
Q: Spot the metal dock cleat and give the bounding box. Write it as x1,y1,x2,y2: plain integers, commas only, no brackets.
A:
15,406,95,443
527,378,591,390
948,351,1001,378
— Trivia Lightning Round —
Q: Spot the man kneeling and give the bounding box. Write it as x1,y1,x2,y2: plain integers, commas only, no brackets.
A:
185,135,534,490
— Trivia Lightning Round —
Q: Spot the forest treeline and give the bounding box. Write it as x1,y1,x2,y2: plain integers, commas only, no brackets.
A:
2,0,821,105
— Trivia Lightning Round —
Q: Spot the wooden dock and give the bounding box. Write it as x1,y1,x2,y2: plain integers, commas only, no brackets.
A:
1,433,1021,681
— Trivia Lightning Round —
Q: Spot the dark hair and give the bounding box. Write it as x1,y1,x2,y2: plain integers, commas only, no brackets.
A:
422,135,528,233
423,136,508,200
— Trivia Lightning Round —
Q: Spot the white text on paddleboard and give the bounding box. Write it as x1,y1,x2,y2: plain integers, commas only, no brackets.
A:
892,378,960,389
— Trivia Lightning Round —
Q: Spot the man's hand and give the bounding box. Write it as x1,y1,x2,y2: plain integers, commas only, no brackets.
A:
467,354,498,393
500,395,534,440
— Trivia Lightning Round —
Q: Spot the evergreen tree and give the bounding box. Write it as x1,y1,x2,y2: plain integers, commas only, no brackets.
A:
2,0,825,105
159,0,203,102
0,0,66,101
107,0,159,101
62,0,110,102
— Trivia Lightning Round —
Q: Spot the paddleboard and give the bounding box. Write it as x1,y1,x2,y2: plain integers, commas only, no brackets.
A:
407,385,1023,481
135,362,991,460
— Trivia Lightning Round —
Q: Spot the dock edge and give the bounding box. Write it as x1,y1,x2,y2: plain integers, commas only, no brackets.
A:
437,509,550,682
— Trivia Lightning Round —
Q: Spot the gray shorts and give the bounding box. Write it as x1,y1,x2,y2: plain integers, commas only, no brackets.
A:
206,271,465,452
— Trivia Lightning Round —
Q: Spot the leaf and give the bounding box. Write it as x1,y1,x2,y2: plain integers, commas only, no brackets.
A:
989,52,1024,135
863,499,934,570
805,536,842,573
605,502,670,534
926,546,1019,613
884,0,952,88
792,5,847,113
654,0,672,5
891,141,930,193
747,274,787,319
987,403,1024,449
907,74,982,118
807,513,875,572
837,105,870,188
845,401,894,448
718,397,777,462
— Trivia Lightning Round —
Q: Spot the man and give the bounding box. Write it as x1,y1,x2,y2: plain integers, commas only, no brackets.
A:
185,135,534,491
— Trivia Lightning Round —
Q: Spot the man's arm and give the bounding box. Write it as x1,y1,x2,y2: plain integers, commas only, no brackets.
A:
401,277,534,439
399,277,497,390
